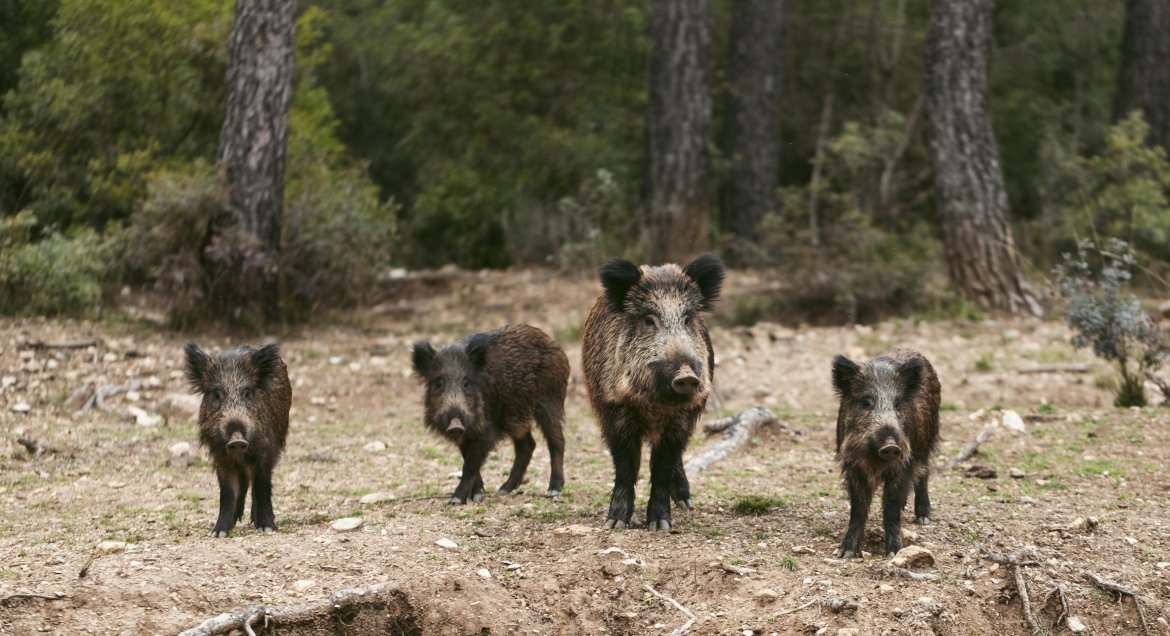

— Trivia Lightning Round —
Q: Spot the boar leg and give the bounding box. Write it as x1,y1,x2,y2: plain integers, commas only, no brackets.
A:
881,474,912,557
836,472,873,558
602,426,641,529
497,431,536,496
451,443,490,504
211,469,241,538
233,471,249,523
250,465,277,532
670,457,692,510
913,472,931,524
534,404,566,497
646,437,685,531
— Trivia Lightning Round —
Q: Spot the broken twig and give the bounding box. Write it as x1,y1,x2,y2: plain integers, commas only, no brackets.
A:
16,437,55,457
893,567,938,581
719,563,755,576
949,426,994,469
19,338,98,350
982,548,1042,634
772,597,819,617
0,592,68,607
1039,585,1069,631
642,583,695,635
686,406,784,476
1082,571,1151,635
178,582,400,636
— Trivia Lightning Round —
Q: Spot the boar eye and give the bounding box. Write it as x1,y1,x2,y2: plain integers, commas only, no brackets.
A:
683,311,695,326
642,314,657,328
462,377,470,389
433,377,445,391
241,386,253,400
858,396,874,409
211,388,225,401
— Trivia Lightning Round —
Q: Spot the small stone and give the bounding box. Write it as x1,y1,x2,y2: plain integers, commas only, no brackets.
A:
96,541,127,554
169,442,192,456
879,584,895,593
1,376,16,388
1019,496,1037,504
436,538,458,550
329,356,343,365
917,597,941,616
1008,468,1026,479
1002,329,1021,341
330,517,363,532
476,568,491,579
1156,562,1170,569
10,402,30,413
291,579,316,592
310,396,327,406
359,492,397,505
753,589,778,603
1000,410,1026,433
966,465,997,479
1124,536,1138,546
554,524,596,536
363,441,387,452
1066,616,1087,633
837,629,859,636
446,470,463,479
127,406,161,427
791,545,816,555
891,546,934,568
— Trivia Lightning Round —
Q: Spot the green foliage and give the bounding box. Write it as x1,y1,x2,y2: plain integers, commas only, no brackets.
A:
732,495,790,516
0,211,118,317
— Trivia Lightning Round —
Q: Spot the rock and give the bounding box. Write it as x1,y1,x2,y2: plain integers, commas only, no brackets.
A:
1066,616,1087,633
879,584,895,593
359,491,397,505
1064,517,1098,533
436,538,458,550
791,545,816,555
1,376,15,388
965,465,997,479
96,541,127,554
476,568,491,579
162,393,201,417
168,442,192,456
506,562,522,571
837,629,859,636
1008,468,1026,479
1019,496,1037,504
330,517,363,532
1156,562,1170,569
1000,410,1026,433
446,470,463,479
554,524,596,536
753,589,778,603
891,546,934,568
10,402,30,413
291,579,316,592
127,406,161,427
1124,536,1138,546
917,596,941,616
363,441,387,452
329,356,343,365
1002,329,1021,341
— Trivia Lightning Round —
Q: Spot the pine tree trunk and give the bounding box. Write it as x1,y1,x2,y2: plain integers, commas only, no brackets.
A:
643,0,712,265
720,0,783,265
214,0,296,322
924,0,1042,317
1114,0,1170,146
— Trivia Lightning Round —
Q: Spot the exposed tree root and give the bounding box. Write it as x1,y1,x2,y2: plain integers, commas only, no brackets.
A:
982,547,1042,634
686,406,785,476
177,581,405,636
1082,571,1152,635
642,583,695,635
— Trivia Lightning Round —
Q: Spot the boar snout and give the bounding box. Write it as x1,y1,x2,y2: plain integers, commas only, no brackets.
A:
445,417,466,440
225,429,249,456
671,365,701,395
878,442,902,460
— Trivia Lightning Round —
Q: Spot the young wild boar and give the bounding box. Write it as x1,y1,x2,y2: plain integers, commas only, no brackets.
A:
185,342,291,538
582,254,724,531
831,349,941,558
412,324,569,504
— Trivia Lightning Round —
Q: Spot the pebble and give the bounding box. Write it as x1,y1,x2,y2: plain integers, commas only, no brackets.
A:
1066,616,1087,632
436,538,458,550
96,541,127,554
879,584,895,593
359,492,397,505
169,442,192,457
291,579,316,592
476,568,491,579
127,406,161,427
1,376,15,388
363,441,387,452
753,589,778,603
1156,562,1170,569
837,629,859,636
554,524,596,536
330,517,363,532
1124,536,1138,546
792,545,816,555
1000,410,1026,433
9,402,30,413
917,597,941,616
329,356,343,365
1008,468,1026,479
1019,496,1037,504
891,546,934,568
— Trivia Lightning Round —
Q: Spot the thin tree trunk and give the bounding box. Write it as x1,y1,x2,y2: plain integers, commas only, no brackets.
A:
720,0,783,264
643,0,712,264
1113,0,1170,146
215,0,296,321
924,0,1042,317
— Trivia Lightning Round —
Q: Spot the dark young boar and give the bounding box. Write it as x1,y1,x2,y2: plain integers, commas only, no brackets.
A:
412,324,569,504
831,348,941,558
185,342,291,538
582,254,724,531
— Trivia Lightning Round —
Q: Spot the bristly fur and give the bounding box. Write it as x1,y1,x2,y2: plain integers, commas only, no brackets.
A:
830,354,861,398
682,253,724,312
599,258,643,311
184,342,210,393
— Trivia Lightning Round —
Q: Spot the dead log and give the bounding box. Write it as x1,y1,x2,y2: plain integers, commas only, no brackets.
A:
1017,363,1091,374
685,406,785,477
178,582,401,636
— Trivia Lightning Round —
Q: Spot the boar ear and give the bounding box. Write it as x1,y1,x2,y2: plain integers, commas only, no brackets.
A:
683,253,724,311
250,343,282,389
898,356,924,398
465,334,492,372
412,341,436,377
184,343,210,394
831,355,861,398
599,258,642,311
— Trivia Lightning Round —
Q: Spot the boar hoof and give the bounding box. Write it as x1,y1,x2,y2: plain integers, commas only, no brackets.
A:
210,530,230,539
472,493,484,503
494,488,512,497
603,519,627,530
836,548,859,559
675,498,693,511
913,516,930,525
648,519,671,531
260,527,275,534
545,489,560,499
447,496,466,505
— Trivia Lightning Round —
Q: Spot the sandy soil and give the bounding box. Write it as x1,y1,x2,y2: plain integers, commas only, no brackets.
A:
1,267,1168,635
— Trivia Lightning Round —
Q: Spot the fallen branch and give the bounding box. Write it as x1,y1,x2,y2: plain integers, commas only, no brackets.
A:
719,563,755,576
0,591,68,607
16,437,55,457
772,597,819,617
982,548,1042,634
178,581,400,636
78,551,97,579
821,597,859,615
1039,585,1069,631
686,407,784,476
949,426,994,469
19,338,98,350
68,380,144,415
894,567,938,581
1082,571,1151,635
1017,363,1091,374
642,583,695,636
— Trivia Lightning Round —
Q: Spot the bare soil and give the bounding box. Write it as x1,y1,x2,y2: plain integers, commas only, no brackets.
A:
1,268,1168,635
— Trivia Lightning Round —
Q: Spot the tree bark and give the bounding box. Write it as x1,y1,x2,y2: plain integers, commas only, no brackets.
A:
643,0,712,265
924,0,1042,317
215,0,296,321
1113,0,1170,146
719,0,783,265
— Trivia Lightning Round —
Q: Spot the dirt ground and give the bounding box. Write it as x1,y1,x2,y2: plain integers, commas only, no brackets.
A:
1,267,1168,636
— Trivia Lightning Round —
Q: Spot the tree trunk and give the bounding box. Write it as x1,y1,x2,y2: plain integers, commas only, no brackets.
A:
214,0,296,322
924,0,1042,317
719,0,783,265
643,0,712,265
1113,0,1170,146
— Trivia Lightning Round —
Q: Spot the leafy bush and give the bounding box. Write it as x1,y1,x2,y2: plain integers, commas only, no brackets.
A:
0,211,118,317
1054,238,1169,407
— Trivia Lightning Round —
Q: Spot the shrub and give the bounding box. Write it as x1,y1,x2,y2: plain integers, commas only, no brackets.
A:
1054,238,1169,407
0,211,118,317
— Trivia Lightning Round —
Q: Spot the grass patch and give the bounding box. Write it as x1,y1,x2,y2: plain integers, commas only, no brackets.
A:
973,354,994,372
777,556,797,571
732,495,790,516
1036,403,1057,415
1078,458,1121,477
